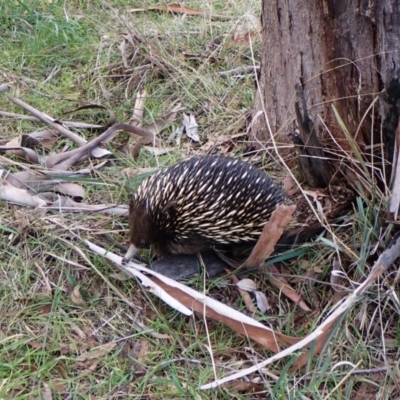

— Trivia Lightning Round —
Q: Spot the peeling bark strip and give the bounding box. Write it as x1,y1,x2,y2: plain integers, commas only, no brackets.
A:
251,0,400,179
292,84,331,187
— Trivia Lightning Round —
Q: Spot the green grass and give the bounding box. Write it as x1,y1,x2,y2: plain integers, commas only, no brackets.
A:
0,0,398,399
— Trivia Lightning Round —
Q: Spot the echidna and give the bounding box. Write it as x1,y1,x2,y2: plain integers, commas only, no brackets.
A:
122,156,288,264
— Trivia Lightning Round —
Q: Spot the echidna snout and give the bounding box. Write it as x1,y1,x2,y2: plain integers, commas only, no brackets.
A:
121,202,153,264
122,156,287,264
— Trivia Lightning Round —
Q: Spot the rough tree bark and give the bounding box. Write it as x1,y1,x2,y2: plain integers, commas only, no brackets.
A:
251,0,400,187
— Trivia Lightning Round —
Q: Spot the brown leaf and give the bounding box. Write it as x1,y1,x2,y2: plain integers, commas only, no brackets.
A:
227,381,264,393
119,37,128,69
5,171,85,199
230,274,256,313
55,183,85,200
182,113,200,142
6,170,46,190
76,342,117,361
0,144,41,163
34,263,52,295
28,340,52,351
70,325,87,340
137,340,150,362
142,103,183,135
30,129,59,149
0,82,13,92
266,264,311,312
236,278,257,292
41,383,53,400
0,180,47,207
49,378,67,392
299,259,310,270
79,361,100,375
128,340,150,374
131,142,143,159
6,297,52,316
5,135,23,147
254,291,270,313
354,382,379,400
70,285,87,307
69,335,98,354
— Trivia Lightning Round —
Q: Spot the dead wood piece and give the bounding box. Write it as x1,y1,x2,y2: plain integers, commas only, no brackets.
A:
46,123,160,170
8,96,87,146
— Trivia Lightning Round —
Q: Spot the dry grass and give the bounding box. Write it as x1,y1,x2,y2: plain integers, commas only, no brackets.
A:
0,0,399,399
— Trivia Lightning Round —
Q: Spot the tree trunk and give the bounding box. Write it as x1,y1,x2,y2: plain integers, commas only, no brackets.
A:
251,0,400,187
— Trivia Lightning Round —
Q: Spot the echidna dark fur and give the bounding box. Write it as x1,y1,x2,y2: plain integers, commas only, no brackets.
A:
122,156,288,263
